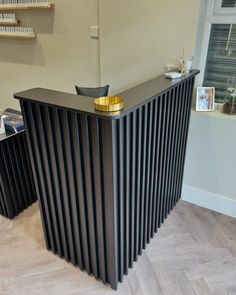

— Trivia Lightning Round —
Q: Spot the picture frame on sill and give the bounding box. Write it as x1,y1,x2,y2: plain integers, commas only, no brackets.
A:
196,87,215,112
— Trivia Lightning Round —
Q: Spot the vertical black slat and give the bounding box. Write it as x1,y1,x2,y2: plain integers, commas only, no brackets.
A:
0,184,3,216
10,137,29,208
69,112,91,274
0,143,21,214
178,78,195,198
112,119,119,288
167,86,179,213
0,182,3,215
0,175,8,217
117,117,124,281
5,141,25,212
0,156,15,218
148,98,158,239
156,94,167,229
171,83,185,207
124,114,130,274
143,101,153,247
163,89,176,219
174,80,189,203
20,101,51,249
177,78,194,201
15,134,34,206
31,104,59,251
147,99,158,243
173,81,187,203
20,133,37,205
49,108,76,262
79,114,99,278
129,111,136,267
58,110,84,267
161,91,173,224
21,101,52,250
175,82,187,203
87,116,107,282
153,96,163,233
41,107,70,261
100,118,118,289
134,108,142,261
170,84,183,209
32,104,62,257
0,145,14,218
138,104,148,255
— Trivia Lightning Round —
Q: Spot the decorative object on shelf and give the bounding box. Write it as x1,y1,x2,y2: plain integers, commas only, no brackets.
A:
94,96,124,112
179,48,193,75
222,76,236,115
0,0,54,11
196,87,215,112
165,72,182,79
0,1,54,39
0,13,18,25
0,26,35,38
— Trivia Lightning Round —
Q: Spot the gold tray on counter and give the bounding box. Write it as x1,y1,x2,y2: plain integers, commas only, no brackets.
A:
94,96,124,112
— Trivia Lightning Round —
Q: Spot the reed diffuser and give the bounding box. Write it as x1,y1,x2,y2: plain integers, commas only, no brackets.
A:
223,76,236,115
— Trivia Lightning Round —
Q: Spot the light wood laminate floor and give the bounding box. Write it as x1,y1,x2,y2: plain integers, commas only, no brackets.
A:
0,200,236,295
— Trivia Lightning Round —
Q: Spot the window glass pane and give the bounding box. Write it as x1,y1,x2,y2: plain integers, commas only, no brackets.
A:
203,24,236,102
222,0,236,8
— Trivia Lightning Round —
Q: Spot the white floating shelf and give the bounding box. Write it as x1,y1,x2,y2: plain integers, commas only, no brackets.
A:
0,26,36,39
0,2,54,11
0,18,18,25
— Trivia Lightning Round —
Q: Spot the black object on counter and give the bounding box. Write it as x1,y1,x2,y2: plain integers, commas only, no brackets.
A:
75,84,109,98
14,70,199,289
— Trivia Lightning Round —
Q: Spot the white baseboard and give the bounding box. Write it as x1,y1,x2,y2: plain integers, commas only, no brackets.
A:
182,185,236,218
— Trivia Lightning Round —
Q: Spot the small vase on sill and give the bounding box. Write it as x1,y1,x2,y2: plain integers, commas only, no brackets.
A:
222,76,236,115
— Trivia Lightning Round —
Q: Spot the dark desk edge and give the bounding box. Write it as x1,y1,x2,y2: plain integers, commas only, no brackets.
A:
0,130,25,142
14,70,200,120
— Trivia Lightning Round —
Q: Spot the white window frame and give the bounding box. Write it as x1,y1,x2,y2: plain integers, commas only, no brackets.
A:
198,0,236,88
214,0,236,14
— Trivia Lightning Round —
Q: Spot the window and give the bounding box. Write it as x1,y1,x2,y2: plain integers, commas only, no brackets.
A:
200,0,236,102
222,0,236,7
203,24,236,101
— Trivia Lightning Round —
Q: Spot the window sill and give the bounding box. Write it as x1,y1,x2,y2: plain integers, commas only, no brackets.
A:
191,104,236,121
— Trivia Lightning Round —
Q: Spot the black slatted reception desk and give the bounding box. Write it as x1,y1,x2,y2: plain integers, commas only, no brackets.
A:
0,130,37,219
14,70,199,289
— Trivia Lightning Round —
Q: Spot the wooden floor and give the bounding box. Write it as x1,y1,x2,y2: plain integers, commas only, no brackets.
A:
0,200,236,295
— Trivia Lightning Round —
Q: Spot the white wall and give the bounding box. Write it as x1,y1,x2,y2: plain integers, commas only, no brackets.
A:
0,0,99,110
183,112,236,217
99,0,201,95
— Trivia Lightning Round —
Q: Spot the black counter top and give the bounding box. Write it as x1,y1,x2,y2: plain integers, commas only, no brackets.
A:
14,70,199,119
0,130,24,142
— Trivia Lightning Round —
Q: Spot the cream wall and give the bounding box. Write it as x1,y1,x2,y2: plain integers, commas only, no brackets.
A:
0,0,99,109
99,0,202,95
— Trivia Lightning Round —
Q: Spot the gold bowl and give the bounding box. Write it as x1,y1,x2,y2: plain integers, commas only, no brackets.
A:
94,96,124,112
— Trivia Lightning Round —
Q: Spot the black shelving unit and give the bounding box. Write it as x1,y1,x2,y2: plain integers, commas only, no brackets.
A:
0,130,37,219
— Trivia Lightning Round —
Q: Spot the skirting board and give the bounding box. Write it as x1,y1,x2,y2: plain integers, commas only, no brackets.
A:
182,185,236,218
